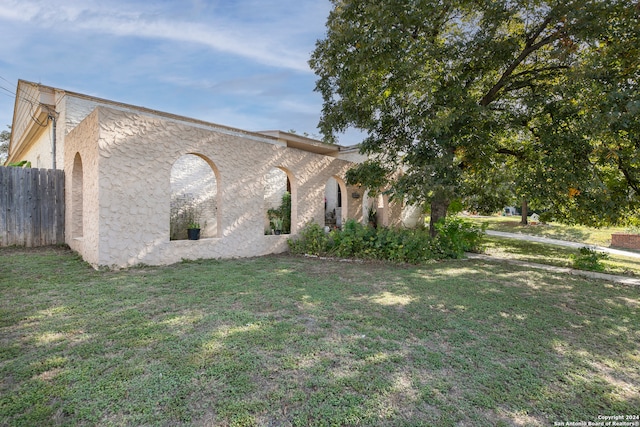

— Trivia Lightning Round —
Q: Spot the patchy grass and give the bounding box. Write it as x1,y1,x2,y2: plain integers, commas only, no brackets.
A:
466,216,629,247
1,246,639,426
483,236,640,277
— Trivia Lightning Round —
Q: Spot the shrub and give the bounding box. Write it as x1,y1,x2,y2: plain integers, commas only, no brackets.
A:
288,217,485,263
570,247,609,272
432,217,486,258
288,222,328,256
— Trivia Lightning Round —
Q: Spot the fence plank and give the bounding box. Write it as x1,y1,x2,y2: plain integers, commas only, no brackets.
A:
7,168,17,246
41,169,51,246
0,166,65,247
25,168,34,247
31,169,41,247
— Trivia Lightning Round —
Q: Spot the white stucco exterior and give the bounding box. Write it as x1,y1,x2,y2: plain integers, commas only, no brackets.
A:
8,80,416,268
63,107,365,268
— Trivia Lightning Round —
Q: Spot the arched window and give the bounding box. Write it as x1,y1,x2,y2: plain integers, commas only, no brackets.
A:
264,167,292,234
324,176,347,228
71,152,83,238
170,154,219,240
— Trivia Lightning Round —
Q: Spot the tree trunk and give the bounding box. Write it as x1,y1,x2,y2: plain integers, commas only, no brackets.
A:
430,197,450,237
520,199,528,225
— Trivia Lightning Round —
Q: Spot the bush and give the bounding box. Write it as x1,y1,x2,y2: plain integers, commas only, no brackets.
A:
288,222,328,256
570,247,609,272
288,217,485,263
432,217,486,258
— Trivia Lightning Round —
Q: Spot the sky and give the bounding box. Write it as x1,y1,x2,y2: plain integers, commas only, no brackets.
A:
0,0,361,146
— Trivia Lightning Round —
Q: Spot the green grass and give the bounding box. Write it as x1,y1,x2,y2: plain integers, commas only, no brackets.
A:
482,236,640,276
466,215,629,247
2,246,639,426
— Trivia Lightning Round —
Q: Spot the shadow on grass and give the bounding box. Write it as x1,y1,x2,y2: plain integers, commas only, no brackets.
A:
1,248,638,426
470,217,612,245
483,235,640,276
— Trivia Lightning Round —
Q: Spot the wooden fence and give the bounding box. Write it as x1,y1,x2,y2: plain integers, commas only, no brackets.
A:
0,166,65,247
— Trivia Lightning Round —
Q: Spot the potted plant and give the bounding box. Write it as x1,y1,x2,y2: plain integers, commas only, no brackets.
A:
271,217,283,235
187,221,201,240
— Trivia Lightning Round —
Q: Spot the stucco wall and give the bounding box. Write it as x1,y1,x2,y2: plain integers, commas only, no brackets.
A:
68,107,357,268
18,127,54,168
64,109,101,265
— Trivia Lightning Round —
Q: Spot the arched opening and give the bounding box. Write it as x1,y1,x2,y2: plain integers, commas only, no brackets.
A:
362,190,389,228
362,190,376,227
376,193,388,227
170,154,219,240
264,167,292,235
324,176,347,228
71,152,83,238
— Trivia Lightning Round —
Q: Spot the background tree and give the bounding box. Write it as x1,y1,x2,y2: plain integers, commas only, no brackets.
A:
0,125,10,163
310,0,638,234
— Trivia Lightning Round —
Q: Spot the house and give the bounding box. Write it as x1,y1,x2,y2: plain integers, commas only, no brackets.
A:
6,80,419,268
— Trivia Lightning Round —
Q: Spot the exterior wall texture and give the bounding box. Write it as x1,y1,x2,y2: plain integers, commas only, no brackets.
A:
21,127,54,169
64,109,101,266
67,107,358,268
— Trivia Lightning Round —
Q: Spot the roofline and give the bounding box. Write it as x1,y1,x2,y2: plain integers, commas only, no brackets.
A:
258,129,350,156
15,79,283,146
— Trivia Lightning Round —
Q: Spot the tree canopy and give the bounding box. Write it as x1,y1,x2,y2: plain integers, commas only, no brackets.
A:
310,0,640,231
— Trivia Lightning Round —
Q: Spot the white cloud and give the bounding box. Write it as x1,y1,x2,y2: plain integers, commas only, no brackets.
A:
0,0,338,140
0,0,326,72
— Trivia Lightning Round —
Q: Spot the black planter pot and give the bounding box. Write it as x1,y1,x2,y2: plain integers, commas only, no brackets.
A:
274,230,282,235
187,228,201,240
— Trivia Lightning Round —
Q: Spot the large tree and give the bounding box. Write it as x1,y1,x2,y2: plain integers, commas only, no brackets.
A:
310,0,638,234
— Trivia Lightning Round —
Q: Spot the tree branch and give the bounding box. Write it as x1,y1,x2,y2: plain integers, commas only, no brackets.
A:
510,65,570,80
617,160,640,194
479,15,563,107
496,148,526,159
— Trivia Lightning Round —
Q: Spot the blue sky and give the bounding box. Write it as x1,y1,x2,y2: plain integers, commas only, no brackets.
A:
0,0,361,145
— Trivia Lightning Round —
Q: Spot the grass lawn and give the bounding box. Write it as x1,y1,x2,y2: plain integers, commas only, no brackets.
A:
1,246,639,426
482,236,640,277
465,216,629,247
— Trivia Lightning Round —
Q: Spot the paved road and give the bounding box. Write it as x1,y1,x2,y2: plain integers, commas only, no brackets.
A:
485,230,640,259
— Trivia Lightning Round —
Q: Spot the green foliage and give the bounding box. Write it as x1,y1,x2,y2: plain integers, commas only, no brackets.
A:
0,125,9,163
310,0,639,226
570,247,609,272
170,196,202,240
267,191,291,234
344,160,393,197
270,217,283,231
288,222,328,255
289,218,485,262
433,217,487,259
7,160,31,168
